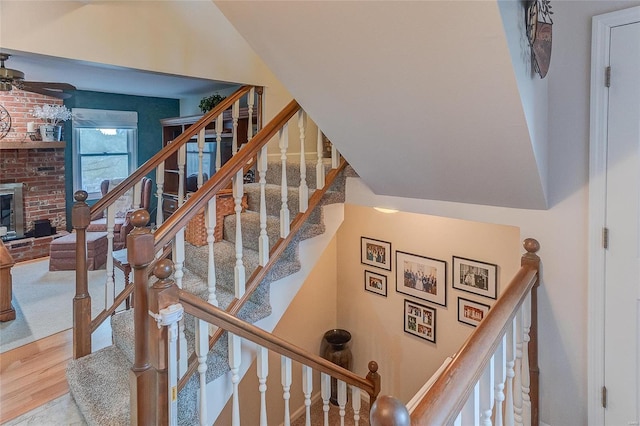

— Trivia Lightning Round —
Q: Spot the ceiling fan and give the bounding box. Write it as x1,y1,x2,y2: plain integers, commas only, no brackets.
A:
0,53,76,99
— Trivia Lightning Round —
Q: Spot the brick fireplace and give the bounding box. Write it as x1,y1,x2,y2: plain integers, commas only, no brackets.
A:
1,89,68,261
0,145,67,261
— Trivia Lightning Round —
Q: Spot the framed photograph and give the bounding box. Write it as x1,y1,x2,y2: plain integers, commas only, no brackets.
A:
361,237,392,271
364,270,387,297
452,256,498,299
396,251,447,306
457,297,490,327
404,299,436,343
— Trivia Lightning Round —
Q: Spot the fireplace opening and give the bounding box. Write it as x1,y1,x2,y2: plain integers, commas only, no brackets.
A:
0,183,25,241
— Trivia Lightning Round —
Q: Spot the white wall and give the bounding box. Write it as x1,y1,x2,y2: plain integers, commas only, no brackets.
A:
344,3,640,424
336,204,521,402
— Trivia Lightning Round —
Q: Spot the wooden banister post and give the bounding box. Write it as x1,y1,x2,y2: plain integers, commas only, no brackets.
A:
128,209,156,425
366,361,381,406
148,259,179,425
522,238,540,426
72,190,91,359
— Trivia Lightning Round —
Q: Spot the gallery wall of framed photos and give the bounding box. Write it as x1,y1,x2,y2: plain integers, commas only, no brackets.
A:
335,204,521,402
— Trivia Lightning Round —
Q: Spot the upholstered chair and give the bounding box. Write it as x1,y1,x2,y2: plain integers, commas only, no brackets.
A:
86,177,152,250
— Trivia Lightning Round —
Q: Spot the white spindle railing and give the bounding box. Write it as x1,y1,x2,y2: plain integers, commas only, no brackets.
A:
316,128,325,189
177,145,186,205
279,124,290,238
302,365,312,426
338,380,347,426
197,128,205,188
229,333,242,426
247,87,255,141
215,114,223,173
352,386,362,426
522,294,532,426
479,356,494,426
257,346,269,426
195,318,208,426
105,205,116,309
257,145,269,266
206,197,218,309
321,373,331,426
282,356,292,426
298,110,308,213
233,169,245,298
156,163,165,226
514,310,524,426
232,100,240,155
505,321,516,426
494,336,507,426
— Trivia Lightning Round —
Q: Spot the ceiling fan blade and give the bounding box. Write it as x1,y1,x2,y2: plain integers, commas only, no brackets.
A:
22,81,76,91
20,84,73,99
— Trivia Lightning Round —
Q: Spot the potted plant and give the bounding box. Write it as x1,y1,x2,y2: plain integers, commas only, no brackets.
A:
31,104,72,141
198,93,226,113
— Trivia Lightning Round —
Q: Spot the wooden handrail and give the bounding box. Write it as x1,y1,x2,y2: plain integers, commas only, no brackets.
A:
409,239,540,425
153,99,300,250
89,85,254,220
178,289,379,398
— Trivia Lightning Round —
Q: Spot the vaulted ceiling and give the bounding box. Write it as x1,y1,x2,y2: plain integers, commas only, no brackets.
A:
216,1,548,209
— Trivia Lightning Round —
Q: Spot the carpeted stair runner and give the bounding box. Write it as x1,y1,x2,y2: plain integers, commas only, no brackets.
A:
66,159,354,425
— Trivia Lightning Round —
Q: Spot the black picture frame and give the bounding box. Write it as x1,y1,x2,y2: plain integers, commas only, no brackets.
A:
361,237,392,271
364,270,388,297
396,251,447,306
404,299,436,343
457,297,490,327
452,256,498,300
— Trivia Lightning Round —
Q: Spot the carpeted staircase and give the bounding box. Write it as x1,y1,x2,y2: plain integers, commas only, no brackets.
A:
66,158,353,425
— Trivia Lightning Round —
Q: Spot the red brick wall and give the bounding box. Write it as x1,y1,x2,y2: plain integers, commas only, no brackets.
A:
0,147,66,232
1,89,63,141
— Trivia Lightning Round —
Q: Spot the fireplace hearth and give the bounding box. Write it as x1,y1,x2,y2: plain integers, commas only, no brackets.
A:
0,183,25,241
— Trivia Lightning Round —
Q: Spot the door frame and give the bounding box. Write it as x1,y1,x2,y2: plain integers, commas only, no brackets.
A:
588,6,640,425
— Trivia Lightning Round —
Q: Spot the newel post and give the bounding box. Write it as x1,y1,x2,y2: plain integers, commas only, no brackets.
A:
366,361,381,405
148,259,180,425
72,190,91,359
128,210,156,425
522,238,540,426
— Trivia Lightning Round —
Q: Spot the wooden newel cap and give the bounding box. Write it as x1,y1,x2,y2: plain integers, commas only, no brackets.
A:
74,190,88,202
523,238,540,254
368,361,379,374
153,259,174,280
131,209,150,228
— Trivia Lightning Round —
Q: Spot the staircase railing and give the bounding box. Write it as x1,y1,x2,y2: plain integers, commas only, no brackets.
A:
72,85,262,358
371,239,541,426
74,91,348,423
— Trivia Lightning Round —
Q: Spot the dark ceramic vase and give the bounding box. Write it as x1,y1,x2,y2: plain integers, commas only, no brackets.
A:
321,329,353,405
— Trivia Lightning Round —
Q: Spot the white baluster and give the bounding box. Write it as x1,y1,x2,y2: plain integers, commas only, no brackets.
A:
257,346,269,426
505,320,516,426
257,146,269,266
514,309,524,426
195,318,208,426
480,356,495,426
105,205,115,310
155,162,165,226
247,87,255,141
279,124,290,237
351,386,361,426
233,170,245,298
229,333,242,426
331,144,339,169
167,308,180,426
298,110,308,213
321,373,331,426
454,412,463,426
522,294,532,426
206,197,218,311
173,228,187,377
494,335,507,426
302,365,312,426
461,381,480,426
316,128,325,189
215,114,223,172
282,356,292,426
232,100,239,155
337,380,347,426
177,145,186,204
197,128,205,188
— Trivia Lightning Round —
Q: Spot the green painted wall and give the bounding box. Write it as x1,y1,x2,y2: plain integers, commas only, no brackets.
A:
63,91,179,228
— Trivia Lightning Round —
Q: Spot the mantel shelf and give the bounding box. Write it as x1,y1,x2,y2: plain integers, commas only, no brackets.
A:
0,141,66,150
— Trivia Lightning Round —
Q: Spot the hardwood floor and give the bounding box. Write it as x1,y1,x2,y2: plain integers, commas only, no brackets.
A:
0,328,73,423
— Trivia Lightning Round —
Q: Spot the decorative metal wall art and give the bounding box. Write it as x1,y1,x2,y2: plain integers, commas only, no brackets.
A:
526,0,553,78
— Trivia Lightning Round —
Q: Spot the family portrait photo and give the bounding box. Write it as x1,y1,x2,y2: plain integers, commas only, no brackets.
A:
452,256,498,299
457,297,491,327
364,270,387,297
396,251,447,306
361,237,392,270
404,299,436,343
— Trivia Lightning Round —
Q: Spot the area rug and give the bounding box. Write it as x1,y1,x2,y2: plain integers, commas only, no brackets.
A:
0,258,118,353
